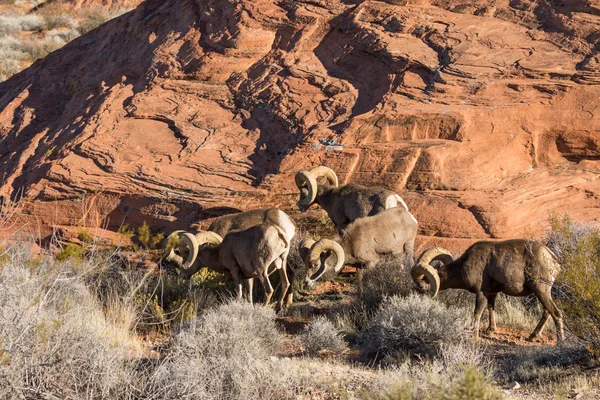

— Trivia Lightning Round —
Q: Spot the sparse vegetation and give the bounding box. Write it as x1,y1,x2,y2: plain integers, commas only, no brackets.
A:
360,256,413,310
0,2,131,82
361,294,469,362
2,201,599,400
145,301,292,399
137,221,164,249
547,214,600,354
302,316,348,357
0,246,141,398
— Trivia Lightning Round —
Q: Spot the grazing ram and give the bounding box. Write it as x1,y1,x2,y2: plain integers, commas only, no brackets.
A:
411,239,564,343
300,207,418,293
207,208,296,306
295,166,409,233
162,224,291,311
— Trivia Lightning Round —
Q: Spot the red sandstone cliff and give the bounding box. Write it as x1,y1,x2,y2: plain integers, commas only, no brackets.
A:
0,0,599,246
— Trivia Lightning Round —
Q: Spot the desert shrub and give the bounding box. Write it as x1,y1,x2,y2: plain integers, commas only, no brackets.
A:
118,223,135,236
77,7,112,34
36,4,75,30
0,37,28,81
77,228,93,243
0,247,141,398
302,316,348,357
20,35,65,62
55,242,86,261
360,294,469,362
360,256,413,310
547,215,600,354
45,27,79,42
146,301,294,399
136,222,164,249
84,255,220,334
362,342,494,400
0,15,44,36
431,366,502,400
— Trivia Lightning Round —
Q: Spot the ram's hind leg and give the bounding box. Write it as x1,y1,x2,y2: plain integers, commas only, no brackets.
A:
530,285,564,343
280,249,294,307
275,257,291,313
258,266,274,307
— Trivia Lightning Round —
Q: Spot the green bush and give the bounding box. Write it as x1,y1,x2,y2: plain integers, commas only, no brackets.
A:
55,243,85,261
137,221,164,249
433,366,502,400
547,214,600,354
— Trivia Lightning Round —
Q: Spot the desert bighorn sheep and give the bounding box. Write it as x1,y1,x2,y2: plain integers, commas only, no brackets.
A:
295,166,409,233
411,239,564,343
301,207,418,292
162,224,292,311
206,208,296,306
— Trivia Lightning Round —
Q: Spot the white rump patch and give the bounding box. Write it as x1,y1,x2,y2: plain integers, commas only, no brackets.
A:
385,194,417,225
276,210,296,242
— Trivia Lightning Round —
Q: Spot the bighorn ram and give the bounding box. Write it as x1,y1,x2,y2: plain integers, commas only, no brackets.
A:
295,166,409,233
162,224,291,311
206,208,296,306
411,239,564,342
301,207,418,292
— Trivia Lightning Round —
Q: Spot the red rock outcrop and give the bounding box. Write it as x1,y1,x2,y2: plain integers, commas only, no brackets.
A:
0,0,599,248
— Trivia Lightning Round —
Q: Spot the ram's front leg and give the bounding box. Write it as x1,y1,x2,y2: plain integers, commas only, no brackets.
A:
243,278,254,304
230,268,244,301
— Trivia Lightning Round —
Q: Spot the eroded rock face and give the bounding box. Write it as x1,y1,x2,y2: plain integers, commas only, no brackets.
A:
0,0,599,246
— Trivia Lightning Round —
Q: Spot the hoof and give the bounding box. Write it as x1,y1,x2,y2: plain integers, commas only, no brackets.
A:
485,327,496,335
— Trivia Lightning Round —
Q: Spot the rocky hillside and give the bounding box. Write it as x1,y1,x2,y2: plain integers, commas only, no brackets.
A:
0,0,599,246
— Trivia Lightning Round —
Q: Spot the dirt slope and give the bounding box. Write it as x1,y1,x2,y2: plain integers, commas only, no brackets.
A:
0,0,599,246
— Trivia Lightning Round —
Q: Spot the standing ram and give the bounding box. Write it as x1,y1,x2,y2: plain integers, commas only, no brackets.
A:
411,239,564,343
295,166,410,233
300,207,418,292
162,224,292,312
206,208,296,306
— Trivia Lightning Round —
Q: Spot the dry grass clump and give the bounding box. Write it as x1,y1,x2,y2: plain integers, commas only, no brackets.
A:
362,340,497,400
20,35,66,61
501,342,599,397
361,294,469,362
302,316,348,357
0,246,141,399
0,3,130,81
0,14,44,35
146,301,294,399
360,256,413,309
546,214,600,354
36,3,75,30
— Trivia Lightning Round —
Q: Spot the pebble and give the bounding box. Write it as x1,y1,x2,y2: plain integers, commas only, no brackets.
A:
508,381,521,390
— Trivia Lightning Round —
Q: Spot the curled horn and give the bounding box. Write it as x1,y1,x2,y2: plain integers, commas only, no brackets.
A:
416,247,454,266
295,170,318,206
195,231,223,246
308,239,345,281
411,247,452,298
299,238,316,268
309,166,339,187
162,231,199,273
411,263,440,298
